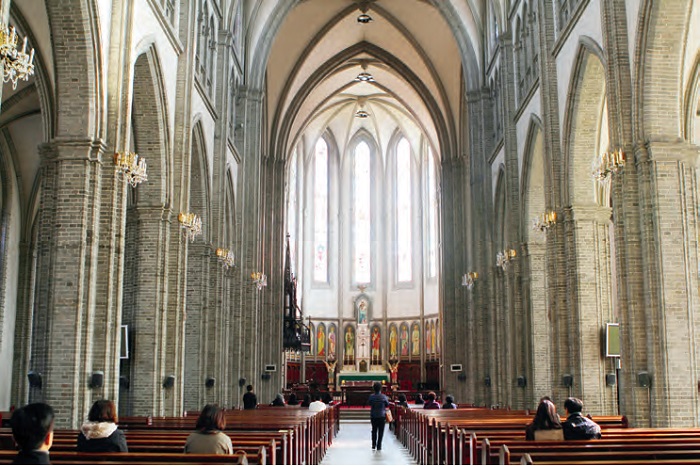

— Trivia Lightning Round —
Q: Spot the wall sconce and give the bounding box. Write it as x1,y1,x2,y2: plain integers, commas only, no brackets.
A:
461,272,478,290
592,148,626,181
251,272,267,290
496,249,517,271
532,210,557,233
178,212,202,242
114,151,148,187
215,248,234,270
0,24,35,89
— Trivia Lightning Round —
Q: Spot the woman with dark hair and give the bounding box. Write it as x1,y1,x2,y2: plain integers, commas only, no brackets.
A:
184,405,233,454
414,393,425,405
525,399,563,441
442,395,457,409
77,400,128,452
300,394,312,408
396,394,409,408
270,394,286,407
288,393,299,406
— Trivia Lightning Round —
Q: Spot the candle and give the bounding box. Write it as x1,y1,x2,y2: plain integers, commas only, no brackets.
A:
21,36,26,54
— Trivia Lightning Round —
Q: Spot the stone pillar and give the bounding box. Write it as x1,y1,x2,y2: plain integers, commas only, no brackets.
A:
29,139,105,427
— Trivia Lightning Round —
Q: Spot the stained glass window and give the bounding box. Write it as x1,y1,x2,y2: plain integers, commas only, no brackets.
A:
427,147,438,278
314,139,328,282
397,138,412,282
354,141,371,283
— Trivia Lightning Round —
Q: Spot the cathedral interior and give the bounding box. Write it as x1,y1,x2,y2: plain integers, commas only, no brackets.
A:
0,0,699,430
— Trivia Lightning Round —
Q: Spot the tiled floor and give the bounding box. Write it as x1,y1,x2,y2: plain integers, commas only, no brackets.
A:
320,421,416,465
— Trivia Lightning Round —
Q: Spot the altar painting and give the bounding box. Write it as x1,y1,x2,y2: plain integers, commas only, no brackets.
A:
370,325,381,362
309,323,315,355
430,321,436,354
389,324,398,359
344,325,355,363
411,322,420,356
328,324,337,360
400,323,409,357
317,323,326,357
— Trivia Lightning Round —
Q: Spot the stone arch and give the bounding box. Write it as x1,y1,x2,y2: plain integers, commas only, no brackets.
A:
683,50,700,143
45,0,103,139
635,0,694,139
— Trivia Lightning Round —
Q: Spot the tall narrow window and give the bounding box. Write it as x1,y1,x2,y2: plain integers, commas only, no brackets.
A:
313,139,328,282
287,149,298,265
354,141,371,283
396,138,412,282
427,147,438,278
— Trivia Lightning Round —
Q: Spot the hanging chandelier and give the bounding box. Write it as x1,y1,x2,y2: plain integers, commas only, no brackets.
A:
0,24,35,90
178,212,202,242
114,151,148,187
215,248,235,270
251,272,267,290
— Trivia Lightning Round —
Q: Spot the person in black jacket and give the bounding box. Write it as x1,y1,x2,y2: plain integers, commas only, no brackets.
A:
561,397,601,440
77,400,128,452
11,403,55,465
243,385,257,409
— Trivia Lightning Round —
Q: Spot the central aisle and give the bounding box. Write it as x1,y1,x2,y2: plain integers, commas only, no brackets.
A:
321,421,416,465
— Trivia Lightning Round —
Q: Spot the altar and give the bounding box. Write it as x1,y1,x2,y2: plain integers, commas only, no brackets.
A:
337,372,389,385
338,372,390,406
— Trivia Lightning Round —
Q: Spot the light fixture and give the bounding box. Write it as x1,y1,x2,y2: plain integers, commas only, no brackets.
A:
461,272,478,290
178,212,202,242
532,210,557,233
355,110,369,118
251,272,267,290
215,248,234,270
356,71,374,82
592,148,626,181
114,151,148,187
0,24,35,90
496,249,517,271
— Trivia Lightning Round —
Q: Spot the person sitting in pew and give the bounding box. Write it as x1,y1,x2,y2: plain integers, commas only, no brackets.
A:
287,393,300,406
11,403,54,465
396,394,409,409
300,394,312,408
423,392,441,409
243,385,257,410
308,394,327,412
77,399,128,453
270,394,286,407
414,393,424,405
184,405,233,455
562,397,601,440
525,399,563,441
442,395,457,409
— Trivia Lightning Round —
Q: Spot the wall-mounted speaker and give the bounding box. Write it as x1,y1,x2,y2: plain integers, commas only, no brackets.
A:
163,375,175,389
457,373,467,382
90,371,104,389
119,376,130,390
484,376,491,387
261,373,271,381
605,373,617,386
238,378,246,387
517,376,527,388
562,374,573,387
205,377,215,388
27,371,42,389
637,371,651,388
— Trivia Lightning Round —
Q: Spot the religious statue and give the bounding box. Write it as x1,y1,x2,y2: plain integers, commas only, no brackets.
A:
345,326,355,359
389,325,398,359
371,326,381,361
358,300,368,324
317,325,325,357
412,324,420,356
323,359,337,388
400,324,409,356
328,325,336,360
387,361,400,385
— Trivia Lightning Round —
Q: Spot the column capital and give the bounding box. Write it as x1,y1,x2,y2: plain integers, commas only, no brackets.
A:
39,138,108,163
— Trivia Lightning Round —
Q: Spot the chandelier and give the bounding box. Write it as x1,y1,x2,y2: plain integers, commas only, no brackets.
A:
532,210,557,233
178,212,202,242
461,272,478,290
215,248,234,270
114,151,148,187
496,249,517,271
0,24,35,90
592,148,625,181
251,272,267,290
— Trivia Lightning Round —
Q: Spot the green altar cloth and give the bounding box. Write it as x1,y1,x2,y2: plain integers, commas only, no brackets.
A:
338,372,389,384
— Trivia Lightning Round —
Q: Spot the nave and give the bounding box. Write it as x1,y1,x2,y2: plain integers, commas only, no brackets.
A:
320,420,415,466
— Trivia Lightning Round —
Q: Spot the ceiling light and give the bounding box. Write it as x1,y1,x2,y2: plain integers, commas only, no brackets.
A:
356,72,374,82
357,13,372,23
355,110,370,118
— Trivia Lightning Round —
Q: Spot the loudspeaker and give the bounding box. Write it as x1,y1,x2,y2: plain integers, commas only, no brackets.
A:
484,376,491,387
163,375,175,389
562,374,573,387
261,373,271,381
238,378,246,387
119,376,130,390
517,376,527,388
637,371,652,388
605,373,617,386
457,373,467,382
27,371,42,389
205,377,215,388
90,371,104,389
